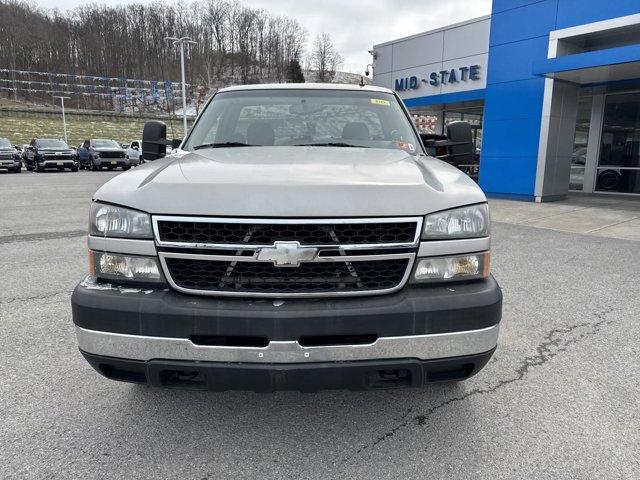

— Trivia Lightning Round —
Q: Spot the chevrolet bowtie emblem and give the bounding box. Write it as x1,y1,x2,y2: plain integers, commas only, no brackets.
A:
256,241,318,267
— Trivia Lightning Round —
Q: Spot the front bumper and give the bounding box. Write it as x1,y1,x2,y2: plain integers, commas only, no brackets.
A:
95,159,129,167
72,276,502,390
41,159,76,168
0,161,20,170
81,348,496,391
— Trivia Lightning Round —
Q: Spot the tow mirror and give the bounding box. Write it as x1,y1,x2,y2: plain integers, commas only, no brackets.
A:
142,121,167,161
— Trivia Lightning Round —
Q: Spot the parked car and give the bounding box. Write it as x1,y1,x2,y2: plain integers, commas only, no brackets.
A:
23,138,78,172
71,83,501,392
125,140,143,165
0,138,22,173
77,139,130,171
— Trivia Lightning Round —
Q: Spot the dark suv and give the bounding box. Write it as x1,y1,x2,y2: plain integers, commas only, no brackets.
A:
0,138,22,173
78,139,130,171
24,138,78,172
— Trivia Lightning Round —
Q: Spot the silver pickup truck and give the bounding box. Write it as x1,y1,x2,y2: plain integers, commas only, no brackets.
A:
71,83,502,392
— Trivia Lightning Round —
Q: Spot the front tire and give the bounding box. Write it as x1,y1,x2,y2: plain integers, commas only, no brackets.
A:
71,166,78,172
122,166,131,171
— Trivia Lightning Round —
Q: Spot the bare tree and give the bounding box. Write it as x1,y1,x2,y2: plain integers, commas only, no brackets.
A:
0,0,319,109
307,33,343,83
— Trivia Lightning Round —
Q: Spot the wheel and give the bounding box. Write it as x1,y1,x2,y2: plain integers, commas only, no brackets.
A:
597,170,621,191
122,166,131,171
71,166,78,172
13,167,21,173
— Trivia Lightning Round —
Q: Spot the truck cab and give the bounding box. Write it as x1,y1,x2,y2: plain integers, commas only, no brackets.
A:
77,139,130,171
24,138,78,172
125,140,143,165
71,84,501,392
0,138,22,173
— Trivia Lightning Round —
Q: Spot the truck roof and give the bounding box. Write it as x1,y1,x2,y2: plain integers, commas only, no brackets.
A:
217,82,394,94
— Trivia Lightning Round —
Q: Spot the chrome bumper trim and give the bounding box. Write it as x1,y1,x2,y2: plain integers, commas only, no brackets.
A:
75,324,499,364
418,237,490,257
87,236,157,256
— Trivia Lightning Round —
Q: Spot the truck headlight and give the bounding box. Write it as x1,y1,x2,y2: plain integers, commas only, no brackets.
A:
423,204,489,239
412,252,490,283
90,202,152,239
89,251,163,283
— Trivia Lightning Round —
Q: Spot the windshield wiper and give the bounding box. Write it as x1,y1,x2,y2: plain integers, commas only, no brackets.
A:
193,142,254,150
296,142,368,148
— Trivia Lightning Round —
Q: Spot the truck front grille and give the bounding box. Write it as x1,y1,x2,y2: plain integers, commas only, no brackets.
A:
99,151,125,159
154,216,422,297
164,257,410,295
157,219,418,246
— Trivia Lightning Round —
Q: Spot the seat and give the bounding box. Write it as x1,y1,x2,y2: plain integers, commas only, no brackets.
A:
246,121,275,146
341,122,370,141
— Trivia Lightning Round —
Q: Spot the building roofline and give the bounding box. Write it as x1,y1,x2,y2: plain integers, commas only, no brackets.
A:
372,14,491,49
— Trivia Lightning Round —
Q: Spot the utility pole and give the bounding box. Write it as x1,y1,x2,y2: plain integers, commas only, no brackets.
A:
165,36,197,137
52,95,71,143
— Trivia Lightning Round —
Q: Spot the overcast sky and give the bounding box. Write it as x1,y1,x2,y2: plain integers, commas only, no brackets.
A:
34,0,491,74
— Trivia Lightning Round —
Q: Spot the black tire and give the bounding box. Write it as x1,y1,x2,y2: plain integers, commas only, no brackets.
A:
71,166,78,172
122,166,131,171
597,170,621,191
13,167,21,173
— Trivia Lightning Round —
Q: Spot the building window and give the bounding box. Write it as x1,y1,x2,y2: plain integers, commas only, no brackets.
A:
596,92,640,194
569,94,593,191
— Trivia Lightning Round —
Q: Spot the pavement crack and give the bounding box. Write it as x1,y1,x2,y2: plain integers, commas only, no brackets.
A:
0,290,73,305
351,306,615,457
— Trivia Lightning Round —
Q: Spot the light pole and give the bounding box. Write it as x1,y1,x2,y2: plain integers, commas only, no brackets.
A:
165,36,197,137
52,95,71,143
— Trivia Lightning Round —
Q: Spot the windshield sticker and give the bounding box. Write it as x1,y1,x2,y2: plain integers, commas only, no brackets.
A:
370,98,390,106
395,140,416,153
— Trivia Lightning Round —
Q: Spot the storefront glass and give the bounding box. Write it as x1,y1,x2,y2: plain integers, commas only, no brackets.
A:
569,94,593,191
596,92,640,194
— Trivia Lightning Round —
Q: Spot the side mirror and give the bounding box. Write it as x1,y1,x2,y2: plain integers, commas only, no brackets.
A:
142,121,167,161
171,138,183,150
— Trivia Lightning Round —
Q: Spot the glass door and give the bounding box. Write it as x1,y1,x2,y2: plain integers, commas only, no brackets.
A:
596,92,640,194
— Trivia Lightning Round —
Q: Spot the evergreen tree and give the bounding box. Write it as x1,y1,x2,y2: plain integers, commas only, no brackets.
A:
286,59,305,83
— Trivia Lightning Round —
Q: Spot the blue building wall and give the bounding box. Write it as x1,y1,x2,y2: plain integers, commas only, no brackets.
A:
479,0,640,199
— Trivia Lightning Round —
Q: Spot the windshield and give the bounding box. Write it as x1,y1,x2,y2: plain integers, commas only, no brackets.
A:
91,139,120,149
184,89,421,154
36,139,69,149
0,138,11,148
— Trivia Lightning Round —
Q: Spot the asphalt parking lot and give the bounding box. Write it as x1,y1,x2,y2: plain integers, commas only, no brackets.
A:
1,170,639,479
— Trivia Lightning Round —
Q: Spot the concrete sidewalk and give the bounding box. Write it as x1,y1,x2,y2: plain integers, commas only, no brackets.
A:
489,194,640,241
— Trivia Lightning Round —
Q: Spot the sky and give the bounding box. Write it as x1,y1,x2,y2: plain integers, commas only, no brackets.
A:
33,0,492,74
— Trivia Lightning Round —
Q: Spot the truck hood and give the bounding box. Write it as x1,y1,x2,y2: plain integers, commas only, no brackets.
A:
93,146,486,217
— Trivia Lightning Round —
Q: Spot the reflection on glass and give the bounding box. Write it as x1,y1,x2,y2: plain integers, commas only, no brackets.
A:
570,95,592,191
596,93,640,194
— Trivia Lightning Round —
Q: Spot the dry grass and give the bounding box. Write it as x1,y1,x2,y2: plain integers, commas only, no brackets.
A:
0,110,189,146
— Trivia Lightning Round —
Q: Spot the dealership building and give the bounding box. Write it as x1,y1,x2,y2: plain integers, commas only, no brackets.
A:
372,0,640,200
